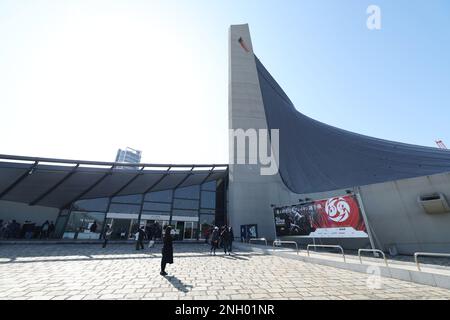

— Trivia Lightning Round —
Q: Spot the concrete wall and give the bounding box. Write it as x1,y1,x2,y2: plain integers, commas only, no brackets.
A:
0,200,59,225
228,24,450,255
359,172,450,254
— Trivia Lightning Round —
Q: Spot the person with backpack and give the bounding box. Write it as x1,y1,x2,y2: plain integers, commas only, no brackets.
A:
160,226,173,276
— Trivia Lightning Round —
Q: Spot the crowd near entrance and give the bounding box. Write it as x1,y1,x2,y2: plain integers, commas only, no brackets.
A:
56,178,226,242
103,217,199,241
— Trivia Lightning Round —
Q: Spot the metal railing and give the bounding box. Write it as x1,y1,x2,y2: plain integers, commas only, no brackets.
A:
249,238,268,246
307,244,346,262
414,252,450,271
358,249,388,267
0,154,228,170
273,240,299,254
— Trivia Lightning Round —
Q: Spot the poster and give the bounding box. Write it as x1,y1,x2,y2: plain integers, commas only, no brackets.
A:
240,224,258,241
274,195,368,238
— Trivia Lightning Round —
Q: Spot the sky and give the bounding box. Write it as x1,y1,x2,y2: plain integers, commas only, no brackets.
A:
1,0,449,164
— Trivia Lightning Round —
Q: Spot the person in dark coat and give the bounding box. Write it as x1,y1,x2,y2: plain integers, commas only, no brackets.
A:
210,227,219,255
135,226,147,250
160,226,173,276
89,221,97,233
145,222,153,240
220,226,231,255
228,227,234,252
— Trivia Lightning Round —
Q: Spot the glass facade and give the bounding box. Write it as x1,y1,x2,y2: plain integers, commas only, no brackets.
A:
62,211,105,240
58,177,227,241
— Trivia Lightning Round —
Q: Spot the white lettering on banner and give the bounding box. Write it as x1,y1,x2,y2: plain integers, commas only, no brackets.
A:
308,227,368,238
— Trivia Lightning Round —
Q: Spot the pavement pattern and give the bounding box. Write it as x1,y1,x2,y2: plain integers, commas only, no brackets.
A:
1,243,450,300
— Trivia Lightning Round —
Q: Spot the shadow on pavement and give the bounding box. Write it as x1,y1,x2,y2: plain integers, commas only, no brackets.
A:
222,254,249,261
0,251,260,265
164,275,193,293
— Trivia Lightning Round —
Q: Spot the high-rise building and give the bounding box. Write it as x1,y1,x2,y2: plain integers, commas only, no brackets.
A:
115,147,142,167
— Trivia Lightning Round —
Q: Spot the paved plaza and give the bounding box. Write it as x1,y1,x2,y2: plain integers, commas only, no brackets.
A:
0,243,449,300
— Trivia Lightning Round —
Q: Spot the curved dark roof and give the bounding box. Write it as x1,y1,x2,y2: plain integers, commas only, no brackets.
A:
255,56,450,194
0,154,228,209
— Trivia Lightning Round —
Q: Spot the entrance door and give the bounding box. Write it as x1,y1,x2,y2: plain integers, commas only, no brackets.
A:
106,218,132,240
184,222,194,240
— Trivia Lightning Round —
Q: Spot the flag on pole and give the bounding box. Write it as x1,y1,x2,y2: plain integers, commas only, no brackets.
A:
238,37,250,53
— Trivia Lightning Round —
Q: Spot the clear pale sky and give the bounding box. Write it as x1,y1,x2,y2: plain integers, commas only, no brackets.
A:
1,0,449,164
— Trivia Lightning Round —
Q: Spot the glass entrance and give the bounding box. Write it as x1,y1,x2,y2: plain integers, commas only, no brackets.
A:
104,218,138,240
183,222,198,240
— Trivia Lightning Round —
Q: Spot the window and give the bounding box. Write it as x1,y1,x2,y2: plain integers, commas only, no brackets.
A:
145,190,173,203
199,214,215,226
173,198,199,210
63,211,105,240
200,209,215,215
143,202,171,212
201,181,216,191
74,198,109,212
109,203,140,214
174,185,200,199
111,194,141,204
201,191,216,209
105,218,138,240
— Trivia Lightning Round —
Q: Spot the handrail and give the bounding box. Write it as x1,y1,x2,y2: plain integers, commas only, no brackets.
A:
249,238,268,246
307,244,346,262
273,240,299,254
414,252,450,271
358,249,388,267
0,154,228,169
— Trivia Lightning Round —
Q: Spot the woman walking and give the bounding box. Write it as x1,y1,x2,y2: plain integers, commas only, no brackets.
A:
160,226,173,276
210,227,219,255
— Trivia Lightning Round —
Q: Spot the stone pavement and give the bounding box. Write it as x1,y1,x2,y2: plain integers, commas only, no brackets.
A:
0,243,449,300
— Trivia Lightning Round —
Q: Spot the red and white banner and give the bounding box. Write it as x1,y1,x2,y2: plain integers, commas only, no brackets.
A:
274,195,368,238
